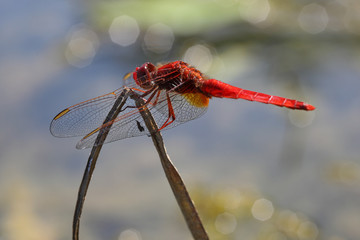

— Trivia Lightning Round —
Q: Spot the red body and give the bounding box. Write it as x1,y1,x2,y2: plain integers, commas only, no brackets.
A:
133,61,315,111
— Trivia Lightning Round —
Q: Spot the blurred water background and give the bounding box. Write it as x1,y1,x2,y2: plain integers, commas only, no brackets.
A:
1,0,360,239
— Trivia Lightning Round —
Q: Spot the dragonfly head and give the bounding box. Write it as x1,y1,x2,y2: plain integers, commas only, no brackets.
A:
133,62,156,89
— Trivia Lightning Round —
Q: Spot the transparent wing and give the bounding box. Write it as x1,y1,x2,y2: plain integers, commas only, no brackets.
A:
50,88,126,137
75,102,149,149
154,91,209,123
76,90,209,149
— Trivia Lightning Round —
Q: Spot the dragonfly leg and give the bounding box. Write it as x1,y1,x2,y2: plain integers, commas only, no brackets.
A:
158,93,176,131
140,86,157,98
131,87,147,93
151,90,161,106
122,87,160,113
142,87,159,103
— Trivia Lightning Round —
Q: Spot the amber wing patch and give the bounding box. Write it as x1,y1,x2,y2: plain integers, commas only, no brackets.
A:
53,108,70,120
82,127,100,140
182,93,209,108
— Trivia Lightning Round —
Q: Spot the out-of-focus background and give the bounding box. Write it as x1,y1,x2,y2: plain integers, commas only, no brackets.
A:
1,0,359,239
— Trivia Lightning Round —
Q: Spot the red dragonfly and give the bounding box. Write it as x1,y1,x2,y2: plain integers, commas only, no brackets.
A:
50,61,315,149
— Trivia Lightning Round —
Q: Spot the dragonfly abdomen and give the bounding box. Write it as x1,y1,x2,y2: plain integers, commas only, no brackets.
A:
201,79,315,111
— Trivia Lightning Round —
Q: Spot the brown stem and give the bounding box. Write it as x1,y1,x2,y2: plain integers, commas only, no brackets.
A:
73,88,130,240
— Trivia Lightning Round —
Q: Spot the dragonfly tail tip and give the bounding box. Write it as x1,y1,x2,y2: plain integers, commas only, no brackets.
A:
305,104,316,111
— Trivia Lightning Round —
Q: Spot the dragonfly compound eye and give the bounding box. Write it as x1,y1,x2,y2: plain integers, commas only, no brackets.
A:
133,62,156,89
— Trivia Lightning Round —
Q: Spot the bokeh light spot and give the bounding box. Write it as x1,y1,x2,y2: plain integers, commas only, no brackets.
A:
183,44,213,72
298,3,329,34
276,210,301,233
68,38,94,59
215,212,237,235
240,0,270,24
251,198,274,221
143,23,174,54
118,229,142,240
109,15,139,46
65,26,99,68
297,221,319,240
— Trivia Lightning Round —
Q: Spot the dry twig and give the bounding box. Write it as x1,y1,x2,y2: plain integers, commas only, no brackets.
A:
73,88,130,240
